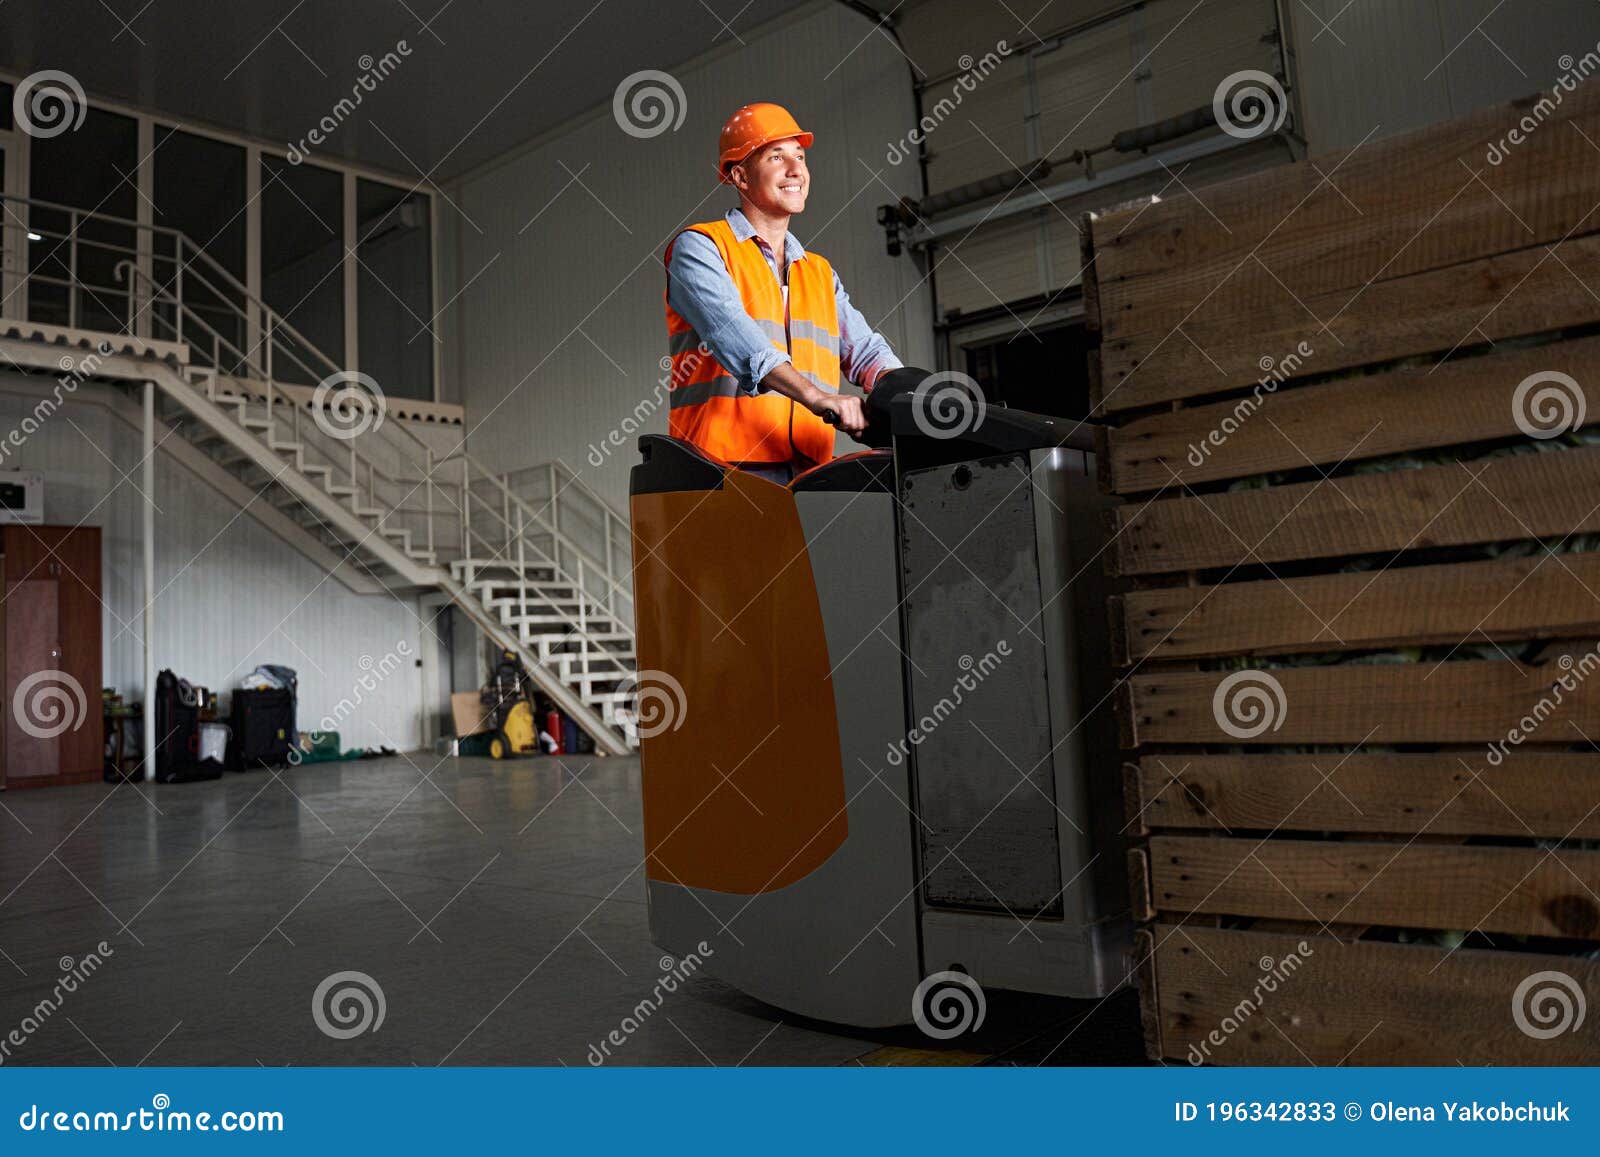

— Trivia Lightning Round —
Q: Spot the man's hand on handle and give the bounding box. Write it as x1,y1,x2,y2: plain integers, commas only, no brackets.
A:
761,362,868,439
813,392,866,437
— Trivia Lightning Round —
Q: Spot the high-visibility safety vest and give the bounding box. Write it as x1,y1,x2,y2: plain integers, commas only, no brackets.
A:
663,218,841,465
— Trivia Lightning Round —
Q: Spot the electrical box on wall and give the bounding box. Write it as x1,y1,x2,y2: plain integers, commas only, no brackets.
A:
0,471,45,524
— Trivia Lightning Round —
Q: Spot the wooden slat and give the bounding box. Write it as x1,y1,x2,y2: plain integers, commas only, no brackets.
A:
1095,89,1600,329
1116,552,1600,661
1091,91,1600,411
1104,334,1600,493
1132,754,1600,838
1113,443,1600,575
1126,653,1600,746
1096,230,1600,413
1149,835,1600,938
1149,925,1600,1065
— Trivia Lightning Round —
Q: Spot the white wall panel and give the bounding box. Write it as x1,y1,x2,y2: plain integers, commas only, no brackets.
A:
0,377,429,753
1292,0,1600,153
441,0,934,513
899,0,1281,321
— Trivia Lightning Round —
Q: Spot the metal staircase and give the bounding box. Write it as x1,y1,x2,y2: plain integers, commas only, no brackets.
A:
0,192,638,754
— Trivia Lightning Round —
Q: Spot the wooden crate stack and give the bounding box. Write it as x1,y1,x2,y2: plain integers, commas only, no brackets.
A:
1082,86,1600,1065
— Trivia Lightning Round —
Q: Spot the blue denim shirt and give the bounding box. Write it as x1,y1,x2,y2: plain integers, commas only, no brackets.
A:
666,208,901,392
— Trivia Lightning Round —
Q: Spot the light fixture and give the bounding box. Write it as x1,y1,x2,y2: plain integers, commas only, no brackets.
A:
26,232,42,242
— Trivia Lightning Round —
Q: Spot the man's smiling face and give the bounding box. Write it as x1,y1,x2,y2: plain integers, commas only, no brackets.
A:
732,137,809,215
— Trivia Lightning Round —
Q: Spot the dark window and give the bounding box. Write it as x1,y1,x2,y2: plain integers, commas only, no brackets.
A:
27,105,139,333
260,155,344,385
962,322,1093,420
356,179,433,401
153,126,247,369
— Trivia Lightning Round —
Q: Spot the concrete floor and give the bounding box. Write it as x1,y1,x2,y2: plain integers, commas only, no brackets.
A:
0,755,1142,1066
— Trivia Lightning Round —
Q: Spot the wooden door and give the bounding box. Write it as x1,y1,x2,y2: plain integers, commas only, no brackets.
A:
5,576,60,782
3,525,103,786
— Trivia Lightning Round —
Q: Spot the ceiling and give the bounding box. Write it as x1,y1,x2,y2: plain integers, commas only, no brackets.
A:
0,0,811,181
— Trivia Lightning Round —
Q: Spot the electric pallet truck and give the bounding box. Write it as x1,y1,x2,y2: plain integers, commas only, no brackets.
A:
628,368,1131,1030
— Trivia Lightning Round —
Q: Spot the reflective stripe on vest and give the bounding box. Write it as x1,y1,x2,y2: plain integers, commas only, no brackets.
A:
663,218,842,465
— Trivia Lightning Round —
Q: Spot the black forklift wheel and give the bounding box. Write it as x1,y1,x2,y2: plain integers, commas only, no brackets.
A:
489,730,511,760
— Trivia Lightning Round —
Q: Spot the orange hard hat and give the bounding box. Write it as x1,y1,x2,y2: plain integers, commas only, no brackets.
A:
718,102,813,183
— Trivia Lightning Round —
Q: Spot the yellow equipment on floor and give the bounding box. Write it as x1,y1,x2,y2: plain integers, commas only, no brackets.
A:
488,700,538,759
483,650,539,759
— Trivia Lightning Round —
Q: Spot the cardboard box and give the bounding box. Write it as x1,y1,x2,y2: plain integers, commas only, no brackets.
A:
451,691,493,738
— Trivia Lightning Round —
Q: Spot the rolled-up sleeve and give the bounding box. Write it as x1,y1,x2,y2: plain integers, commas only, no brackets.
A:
666,231,791,387
834,271,901,391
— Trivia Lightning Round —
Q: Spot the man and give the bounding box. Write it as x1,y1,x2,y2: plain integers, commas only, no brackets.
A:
663,102,902,484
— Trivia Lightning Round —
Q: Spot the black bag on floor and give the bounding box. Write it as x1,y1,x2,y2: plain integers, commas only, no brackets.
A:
228,688,295,770
154,669,220,784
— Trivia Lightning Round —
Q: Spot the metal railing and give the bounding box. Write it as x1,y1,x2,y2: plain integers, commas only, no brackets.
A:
0,191,635,641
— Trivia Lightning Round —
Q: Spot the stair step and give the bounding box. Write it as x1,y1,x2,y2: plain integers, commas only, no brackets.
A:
269,440,304,455
527,631,633,645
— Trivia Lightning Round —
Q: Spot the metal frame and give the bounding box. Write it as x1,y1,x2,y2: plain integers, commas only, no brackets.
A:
0,67,444,403
0,118,28,321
